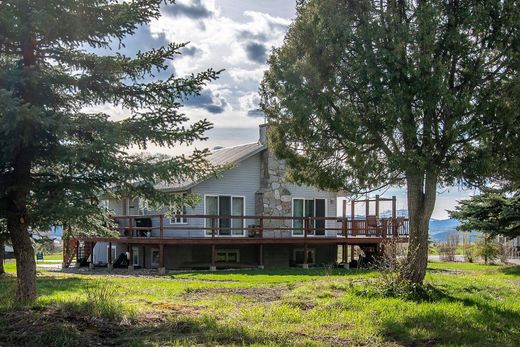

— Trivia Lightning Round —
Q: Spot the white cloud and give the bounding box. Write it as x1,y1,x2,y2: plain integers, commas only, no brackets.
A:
238,92,260,111
227,67,266,83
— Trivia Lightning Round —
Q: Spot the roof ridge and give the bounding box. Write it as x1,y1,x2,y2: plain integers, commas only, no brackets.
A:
211,141,262,152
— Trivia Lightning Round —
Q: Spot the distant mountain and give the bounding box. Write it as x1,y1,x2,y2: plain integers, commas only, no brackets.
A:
430,218,459,230
428,218,481,242
428,218,459,241
380,209,408,218
337,210,478,242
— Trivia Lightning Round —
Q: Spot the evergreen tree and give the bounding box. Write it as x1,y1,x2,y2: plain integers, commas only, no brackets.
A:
0,220,6,275
261,0,520,283
0,0,219,302
451,192,520,239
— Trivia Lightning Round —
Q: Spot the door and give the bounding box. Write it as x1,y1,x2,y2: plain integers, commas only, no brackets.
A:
315,199,326,235
293,199,325,236
219,196,231,235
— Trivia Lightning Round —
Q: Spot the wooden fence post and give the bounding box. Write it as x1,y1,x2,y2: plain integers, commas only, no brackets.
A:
342,200,347,237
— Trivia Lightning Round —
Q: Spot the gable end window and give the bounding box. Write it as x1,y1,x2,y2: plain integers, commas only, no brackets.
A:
170,206,188,224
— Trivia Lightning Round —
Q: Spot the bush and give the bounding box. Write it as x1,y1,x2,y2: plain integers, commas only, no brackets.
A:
498,240,514,264
463,244,476,263
368,240,441,302
437,234,459,262
475,237,501,264
61,281,129,321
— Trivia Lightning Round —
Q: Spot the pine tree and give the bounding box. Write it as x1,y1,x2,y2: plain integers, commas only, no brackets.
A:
0,220,6,275
261,0,520,284
0,0,219,302
451,192,520,239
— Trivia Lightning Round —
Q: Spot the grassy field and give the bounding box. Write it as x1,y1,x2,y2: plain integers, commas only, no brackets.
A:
0,261,519,346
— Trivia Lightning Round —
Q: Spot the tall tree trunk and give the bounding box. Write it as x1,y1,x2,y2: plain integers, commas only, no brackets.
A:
402,169,437,284
7,194,37,302
0,240,5,275
6,16,38,303
7,147,37,301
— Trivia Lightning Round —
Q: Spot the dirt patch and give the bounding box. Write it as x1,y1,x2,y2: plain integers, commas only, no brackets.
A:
0,305,208,347
506,280,520,286
151,301,203,315
181,286,284,302
285,300,316,310
427,268,466,275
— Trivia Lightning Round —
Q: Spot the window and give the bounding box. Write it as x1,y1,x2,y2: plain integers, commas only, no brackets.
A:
293,249,315,264
170,206,188,224
205,195,245,236
292,198,326,236
216,250,240,263
100,199,110,211
151,248,160,267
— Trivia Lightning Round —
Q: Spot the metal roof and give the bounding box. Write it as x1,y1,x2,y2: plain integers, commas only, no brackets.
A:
157,142,266,192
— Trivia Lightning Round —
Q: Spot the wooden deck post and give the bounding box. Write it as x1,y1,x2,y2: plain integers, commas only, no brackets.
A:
351,200,356,236
211,217,216,238
129,216,134,237
364,197,369,236
392,196,397,238
303,242,309,269
108,242,113,270
302,217,309,269
142,245,146,269
259,217,264,238
350,244,355,263
160,214,164,239
128,244,134,270
258,244,264,269
210,244,216,271
158,244,165,274
342,200,347,237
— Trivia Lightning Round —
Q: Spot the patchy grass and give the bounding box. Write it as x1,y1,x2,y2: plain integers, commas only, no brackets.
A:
2,260,16,273
0,263,519,346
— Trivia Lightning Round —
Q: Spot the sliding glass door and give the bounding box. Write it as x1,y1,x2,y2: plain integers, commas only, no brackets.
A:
205,195,245,236
292,198,326,236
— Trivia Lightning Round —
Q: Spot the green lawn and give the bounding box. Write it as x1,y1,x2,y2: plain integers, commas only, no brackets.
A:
1,262,519,346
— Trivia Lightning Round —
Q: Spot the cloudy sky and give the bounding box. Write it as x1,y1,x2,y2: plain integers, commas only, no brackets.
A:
111,0,297,149
108,0,475,219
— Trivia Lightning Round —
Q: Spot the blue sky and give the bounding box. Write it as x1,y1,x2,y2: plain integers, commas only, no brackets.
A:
99,0,475,219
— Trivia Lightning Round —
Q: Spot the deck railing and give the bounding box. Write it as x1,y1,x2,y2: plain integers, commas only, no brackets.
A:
110,214,409,240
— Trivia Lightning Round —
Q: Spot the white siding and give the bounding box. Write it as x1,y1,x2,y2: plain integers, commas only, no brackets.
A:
158,153,261,238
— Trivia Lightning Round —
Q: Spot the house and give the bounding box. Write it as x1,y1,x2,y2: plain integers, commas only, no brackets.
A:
3,244,14,259
66,125,409,271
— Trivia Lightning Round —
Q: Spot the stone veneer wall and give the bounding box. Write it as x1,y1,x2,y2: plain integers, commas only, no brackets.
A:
255,147,293,232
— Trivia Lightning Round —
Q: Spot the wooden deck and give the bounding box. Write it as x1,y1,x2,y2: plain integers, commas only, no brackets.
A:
65,196,409,269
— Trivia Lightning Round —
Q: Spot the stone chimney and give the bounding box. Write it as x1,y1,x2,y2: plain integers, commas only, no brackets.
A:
255,124,292,232
259,123,268,145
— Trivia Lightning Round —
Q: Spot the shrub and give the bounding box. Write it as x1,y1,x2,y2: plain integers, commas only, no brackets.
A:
464,244,476,263
61,281,129,321
475,236,501,264
368,240,441,302
498,240,514,264
462,233,475,262
437,233,459,262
